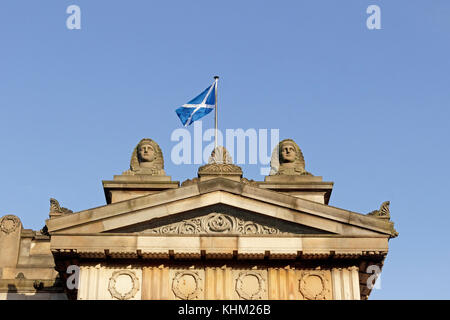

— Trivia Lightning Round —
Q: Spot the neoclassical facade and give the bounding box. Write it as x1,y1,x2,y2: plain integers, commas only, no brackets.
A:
0,138,398,300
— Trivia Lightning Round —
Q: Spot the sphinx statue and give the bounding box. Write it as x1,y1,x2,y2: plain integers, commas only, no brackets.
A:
123,138,166,176
269,139,312,176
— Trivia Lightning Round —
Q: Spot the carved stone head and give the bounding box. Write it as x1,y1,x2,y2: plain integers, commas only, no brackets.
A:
126,138,165,175
269,139,311,176
279,140,299,164
138,141,156,163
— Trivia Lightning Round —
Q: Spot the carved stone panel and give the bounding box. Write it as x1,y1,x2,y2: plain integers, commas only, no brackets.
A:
0,215,21,234
233,270,268,300
108,270,140,300
112,204,328,235
77,265,142,300
146,212,285,235
298,270,332,300
170,269,204,300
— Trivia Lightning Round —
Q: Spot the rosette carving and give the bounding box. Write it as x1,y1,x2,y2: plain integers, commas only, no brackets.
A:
108,270,140,300
0,215,21,234
298,271,330,300
235,271,266,300
172,271,203,300
207,213,233,232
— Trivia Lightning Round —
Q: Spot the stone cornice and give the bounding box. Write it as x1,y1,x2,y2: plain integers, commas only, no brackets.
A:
50,234,389,260
46,178,396,237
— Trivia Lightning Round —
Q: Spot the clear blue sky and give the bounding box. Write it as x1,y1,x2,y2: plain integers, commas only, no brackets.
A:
1,0,449,299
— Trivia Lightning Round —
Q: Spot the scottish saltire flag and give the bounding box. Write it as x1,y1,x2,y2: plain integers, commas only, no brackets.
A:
176,80,216,126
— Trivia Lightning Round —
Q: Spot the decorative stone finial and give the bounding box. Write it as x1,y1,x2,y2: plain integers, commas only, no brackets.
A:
269,139,312,176
198,146,242,180
367,201,398,238
208,146,233,164
367,201,390,219
50,198,73,215
123,138,166,176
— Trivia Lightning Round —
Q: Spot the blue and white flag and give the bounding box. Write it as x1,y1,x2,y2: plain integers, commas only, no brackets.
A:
176,80,216,126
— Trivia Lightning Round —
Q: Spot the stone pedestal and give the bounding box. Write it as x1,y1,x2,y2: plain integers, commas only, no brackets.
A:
197,163,243,182
261,175,334,204
0,215,22,269
102,175,179,204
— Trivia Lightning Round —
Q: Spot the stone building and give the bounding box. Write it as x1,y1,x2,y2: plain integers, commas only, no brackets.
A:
0,138,398,300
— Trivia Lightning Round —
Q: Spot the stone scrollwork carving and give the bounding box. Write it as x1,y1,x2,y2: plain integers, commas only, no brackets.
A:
0,215,21,234
50,198,73,215
367,201,398,238
198,163,243,175
207,213,233,232
298,271,330,300
172,271,203,300
147,212,283,235
368,201,390,219
235,271,266,300
108,270,140,300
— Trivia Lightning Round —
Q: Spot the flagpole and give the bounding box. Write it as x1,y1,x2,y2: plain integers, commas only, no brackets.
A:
214,76,219,150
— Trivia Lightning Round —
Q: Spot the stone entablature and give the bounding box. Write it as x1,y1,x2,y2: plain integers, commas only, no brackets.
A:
76,263,359,300
51,234,389,260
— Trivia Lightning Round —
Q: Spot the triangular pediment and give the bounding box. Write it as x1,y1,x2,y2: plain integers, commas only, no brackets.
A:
46,178,396,238
109,204,330,235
